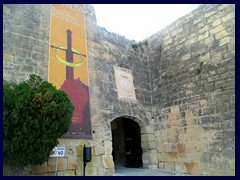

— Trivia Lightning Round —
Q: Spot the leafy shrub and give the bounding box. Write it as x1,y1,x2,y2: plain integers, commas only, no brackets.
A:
3,75,74,174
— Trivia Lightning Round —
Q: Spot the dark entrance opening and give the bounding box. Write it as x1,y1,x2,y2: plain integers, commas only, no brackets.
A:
111,118,143,168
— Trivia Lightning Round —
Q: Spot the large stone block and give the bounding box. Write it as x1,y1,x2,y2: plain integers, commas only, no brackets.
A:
3,53,15,61
58,139,82,147
199,25,209,33
141,126,154,134
185,111,195,125
165,162,175,171
48,158,65,172
157,152,167,162
156,140,165,153
94,144,105,156
175,162,187,173
102,155,114,169
185,162,200,175
164,143,176,152
106,168,115,174
85,167,98,176
181,53,191,61
141,141,156,149
31,162,48,174
76,146,84,157
141,133,155,141
97,167,107,175
163,38,173,46
199,52,210,62
92,124,103,136
221,12,235,22
176,44,184,51
176,143,186,153
228,159,235,170
198,31,209,41
219,36,230,46
68,157,78,170
210,25,225,34
148,164,158,169
204,11,215,18
158,162,165,169
212,19,221,27
104,145,112,155
186,152,202,163
87,155,103,168
142,151,158,164
104,141,112,147
167,152,177,162
170,105,180,114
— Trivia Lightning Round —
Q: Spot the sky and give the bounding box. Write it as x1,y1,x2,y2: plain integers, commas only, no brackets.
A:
93,4,201,42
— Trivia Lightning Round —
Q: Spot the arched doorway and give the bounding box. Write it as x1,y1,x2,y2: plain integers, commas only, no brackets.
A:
111,117,143,168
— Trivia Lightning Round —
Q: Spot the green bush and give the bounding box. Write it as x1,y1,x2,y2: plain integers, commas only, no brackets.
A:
3,75,74,174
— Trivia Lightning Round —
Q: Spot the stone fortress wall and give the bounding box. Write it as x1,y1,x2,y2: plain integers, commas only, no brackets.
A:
3,4,235,176
147,4,235,175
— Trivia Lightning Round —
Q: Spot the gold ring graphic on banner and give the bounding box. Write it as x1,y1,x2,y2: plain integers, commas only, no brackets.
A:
54,46,84,67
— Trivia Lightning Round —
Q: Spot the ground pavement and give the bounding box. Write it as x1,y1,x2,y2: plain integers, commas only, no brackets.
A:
109,166,190,176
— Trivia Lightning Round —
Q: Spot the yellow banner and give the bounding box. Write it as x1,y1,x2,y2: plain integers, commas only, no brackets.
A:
49,4,92,139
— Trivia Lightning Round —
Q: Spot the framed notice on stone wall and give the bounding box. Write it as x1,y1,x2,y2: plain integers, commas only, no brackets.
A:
114,66,137,102
48,4,92,139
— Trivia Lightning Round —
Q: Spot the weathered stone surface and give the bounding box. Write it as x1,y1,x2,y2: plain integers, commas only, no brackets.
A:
228,159,235,170
164,143,176,153
184,162,200,175
3,53,15,61
92,124,103,137
141,126,154,134
181,53,191,61
68,157,78,170
3,4,234,176
158,162,165,169
164,162,175,171
199,52,210,62
87,155,103,168
76,147,84,157
219,36,231,46
94,144,105,156
157,152,167,162
141,134,155,141
48,158,65,172
97,167,107,175
102,155,114,169
142,141,156,149
142,151,158,164
63,170,75,176
31,162,48,174
3,4,50,82
175,162,187,173
176,143,186,153
85,167,98,176
148,164,158,169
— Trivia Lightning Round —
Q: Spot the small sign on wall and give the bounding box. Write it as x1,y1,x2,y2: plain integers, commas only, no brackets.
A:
50,147,65,157
114,66,137,102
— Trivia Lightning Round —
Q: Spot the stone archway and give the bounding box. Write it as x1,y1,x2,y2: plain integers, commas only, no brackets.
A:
110,116,157,170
